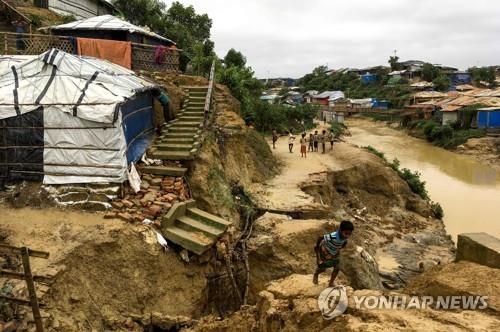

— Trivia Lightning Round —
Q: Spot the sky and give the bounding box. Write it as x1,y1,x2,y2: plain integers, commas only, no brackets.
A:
174,0,500,78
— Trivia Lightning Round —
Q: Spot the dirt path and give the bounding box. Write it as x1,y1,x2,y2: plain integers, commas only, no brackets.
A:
250,123,358,213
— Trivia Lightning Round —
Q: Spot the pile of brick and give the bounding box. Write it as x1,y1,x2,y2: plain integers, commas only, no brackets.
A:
106,174,190,224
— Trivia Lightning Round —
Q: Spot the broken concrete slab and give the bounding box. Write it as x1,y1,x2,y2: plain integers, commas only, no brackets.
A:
456,233,500,269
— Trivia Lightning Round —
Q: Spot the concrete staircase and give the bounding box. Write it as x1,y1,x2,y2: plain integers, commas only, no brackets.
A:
141,86,210,178
148,86,209,163
162,200,231,255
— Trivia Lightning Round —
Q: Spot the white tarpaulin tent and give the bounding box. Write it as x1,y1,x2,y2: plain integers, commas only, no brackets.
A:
42,14,175,45
0,49,158,184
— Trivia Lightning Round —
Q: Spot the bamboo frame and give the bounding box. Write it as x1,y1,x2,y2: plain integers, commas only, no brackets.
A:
0,244,50,332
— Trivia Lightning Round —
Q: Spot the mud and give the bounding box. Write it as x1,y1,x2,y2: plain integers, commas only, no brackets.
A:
0,77,495,331
457,136,500,170
185,273,500,332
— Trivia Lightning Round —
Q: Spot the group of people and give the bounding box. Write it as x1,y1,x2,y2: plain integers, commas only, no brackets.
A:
272,129,336,158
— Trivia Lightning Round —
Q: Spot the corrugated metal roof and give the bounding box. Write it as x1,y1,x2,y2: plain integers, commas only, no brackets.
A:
413,91,449,98
45,15,175,44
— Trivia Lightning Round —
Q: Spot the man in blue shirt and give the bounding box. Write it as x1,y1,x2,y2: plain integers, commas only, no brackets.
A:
313,220,354,286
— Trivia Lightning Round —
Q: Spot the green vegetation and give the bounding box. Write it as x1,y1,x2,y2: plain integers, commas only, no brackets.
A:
329,122,349,138
468,66,497,87
363,145,444,219
251,103,318,133
363,146,428,200
60,14,77,24
406,105,487,149
113,0,214,73
298,65,412,108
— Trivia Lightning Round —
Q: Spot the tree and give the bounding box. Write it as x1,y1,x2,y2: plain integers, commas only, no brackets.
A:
113,0,214,73
388,55,400,71
113,0,165,31
224,48,247,68
469,67,497,87
422,63,440,82
432,75,451,91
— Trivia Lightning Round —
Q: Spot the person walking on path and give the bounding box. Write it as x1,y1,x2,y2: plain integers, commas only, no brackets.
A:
288,131,295,153
321,130,327,154
300,133,307,158
272,129,278,149
308,133,314,152
313,131,319,152
328,129,335,150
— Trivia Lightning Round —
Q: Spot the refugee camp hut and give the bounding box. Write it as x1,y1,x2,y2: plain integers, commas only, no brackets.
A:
42,15,178,71
0,49,158,185
477,107,500,129
46,15,175,47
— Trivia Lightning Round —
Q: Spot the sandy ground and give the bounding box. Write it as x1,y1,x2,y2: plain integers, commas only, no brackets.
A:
0,207,124,273
250,123,349,212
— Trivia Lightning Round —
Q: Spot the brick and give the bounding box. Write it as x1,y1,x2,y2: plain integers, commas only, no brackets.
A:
104,212,117,219
117,213,133,222
111,201,124,209
148,205,163,217
122,199,134,208
151,178,163,186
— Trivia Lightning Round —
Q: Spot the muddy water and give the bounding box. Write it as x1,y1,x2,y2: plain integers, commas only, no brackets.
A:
345,118,500,241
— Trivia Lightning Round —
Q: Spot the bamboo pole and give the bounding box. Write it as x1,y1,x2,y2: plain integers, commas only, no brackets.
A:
21,247,44,332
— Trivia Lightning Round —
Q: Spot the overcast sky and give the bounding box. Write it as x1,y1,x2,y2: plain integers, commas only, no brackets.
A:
174,0,500,78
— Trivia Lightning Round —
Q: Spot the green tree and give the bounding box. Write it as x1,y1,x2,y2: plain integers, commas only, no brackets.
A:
468,67,497,87
113,0,214,73
224,48,247,68
388,55,400,71
422,63,440,82
432,75,451,91
113,0,165,31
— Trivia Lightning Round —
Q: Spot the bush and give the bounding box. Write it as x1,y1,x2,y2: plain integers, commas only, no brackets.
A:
398,167,428,200
363,147,430,200
252,102,318,133
363,145,386,160
330,122,348,138
431,201,444,219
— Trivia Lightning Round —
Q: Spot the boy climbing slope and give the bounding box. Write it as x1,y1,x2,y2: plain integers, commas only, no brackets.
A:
313,220,354,287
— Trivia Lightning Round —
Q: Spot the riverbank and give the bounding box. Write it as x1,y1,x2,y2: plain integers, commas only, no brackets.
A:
359,114,500,170
346,117,500,240
248,126,454,291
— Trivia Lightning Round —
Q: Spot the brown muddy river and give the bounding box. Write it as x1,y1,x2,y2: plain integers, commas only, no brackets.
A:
346,118,500,241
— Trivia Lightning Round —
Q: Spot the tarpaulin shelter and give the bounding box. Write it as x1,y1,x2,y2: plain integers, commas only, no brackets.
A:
43,15,176,47
0,49,158,184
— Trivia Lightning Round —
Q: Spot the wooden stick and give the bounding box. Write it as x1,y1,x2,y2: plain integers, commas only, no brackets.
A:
0,269,53,285
21,247,44,332
0,244,49,259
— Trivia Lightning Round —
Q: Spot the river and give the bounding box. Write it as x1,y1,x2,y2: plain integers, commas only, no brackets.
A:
345,118,500,241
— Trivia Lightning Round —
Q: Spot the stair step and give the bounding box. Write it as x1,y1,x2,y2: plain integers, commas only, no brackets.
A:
139,166,187,176
176,216,225,239
185,86,209,92
155,143,193,151
183,111,205,116
163,226,212,255
189,96,206,101
163,133,199,139
161,137,196,144
174,121,202,127
150,150,193,160
178,116,204,121
187,208,232,230
169,126,200,133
